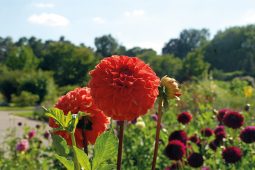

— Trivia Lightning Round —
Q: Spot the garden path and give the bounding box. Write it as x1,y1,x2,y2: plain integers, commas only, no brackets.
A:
0,111,49,144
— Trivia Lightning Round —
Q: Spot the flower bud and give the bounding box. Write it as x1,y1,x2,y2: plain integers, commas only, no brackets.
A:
160,76,181,100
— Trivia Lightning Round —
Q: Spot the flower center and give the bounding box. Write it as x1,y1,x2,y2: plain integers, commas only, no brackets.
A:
119,66,132,76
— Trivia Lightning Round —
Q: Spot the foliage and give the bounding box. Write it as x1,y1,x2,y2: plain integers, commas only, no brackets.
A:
39,41,96,86
11,91,39,106
162,28,210,58
4,46,39,70
95,34,125,57
179,49,210,81
45,108,118,170
0,69,57,104
0,124,63,170
204,25,255,76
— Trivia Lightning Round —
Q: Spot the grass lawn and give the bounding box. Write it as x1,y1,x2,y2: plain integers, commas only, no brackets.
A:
0,106,34,111
0,106,35,119
12,111,34,118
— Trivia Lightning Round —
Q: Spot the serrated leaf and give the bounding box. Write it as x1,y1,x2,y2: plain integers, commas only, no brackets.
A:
52,134,69,156
73,146,91,170
92,131,118,170
55,154,74,170
46,108,73,129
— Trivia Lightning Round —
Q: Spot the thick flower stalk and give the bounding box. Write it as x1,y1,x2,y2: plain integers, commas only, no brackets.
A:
152,75,181,170
89,55,160,170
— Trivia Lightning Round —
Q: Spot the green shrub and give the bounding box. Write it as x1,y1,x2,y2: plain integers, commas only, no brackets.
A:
11,91,39,106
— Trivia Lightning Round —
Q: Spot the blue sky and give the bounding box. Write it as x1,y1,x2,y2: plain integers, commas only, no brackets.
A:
1,0,255,53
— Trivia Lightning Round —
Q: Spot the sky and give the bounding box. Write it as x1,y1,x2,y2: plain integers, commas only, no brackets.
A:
1,0,255,53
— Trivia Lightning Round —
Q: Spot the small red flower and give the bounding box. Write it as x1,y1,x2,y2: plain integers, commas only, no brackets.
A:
201,128,214,137
240,126,255,143
16,139,29,152
49,87,109,147
188,153,204,168
214,126,226,141
177,111,192,124
164,140,186,160
168,130,188,144
28,130,36,139
89,55,160,121
217,109,231,123
189,134,200,145
222,146,242,163
223,111,244,129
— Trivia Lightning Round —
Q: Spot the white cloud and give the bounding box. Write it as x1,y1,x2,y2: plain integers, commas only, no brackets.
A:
92,17,106,24
124,10,145,17
28,13,70,27
34,2,55,8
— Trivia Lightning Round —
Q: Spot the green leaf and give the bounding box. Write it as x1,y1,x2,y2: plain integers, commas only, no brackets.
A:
73,146,91,170
92,131,118,170
97,164,115,170
52,134,69,156
45,108,73,129
55,154,74,170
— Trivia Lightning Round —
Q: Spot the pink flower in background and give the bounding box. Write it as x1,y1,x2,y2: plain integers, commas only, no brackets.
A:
16,139,29,152
28,130,36,139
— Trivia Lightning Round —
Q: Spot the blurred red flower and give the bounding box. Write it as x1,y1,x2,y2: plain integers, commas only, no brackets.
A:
164,140,186,160
223,111,244,129
177,111,192,124
89,55,160,121
240,126,255,143
217,108,231,123
49,87,109,147
222,146,242,163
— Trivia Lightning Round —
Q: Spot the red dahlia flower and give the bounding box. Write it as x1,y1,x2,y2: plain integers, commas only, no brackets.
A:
168,130,188,144
16,139,29,152
240,126,255,143
189,134,200,145
201,128,214,137
223,111,244,129
222,146,242,163
164,140,186,160
49,87,109,147
177,111,192,124
214,126,226,141
88,55,160,121
188,153,204,168
217,108,231,123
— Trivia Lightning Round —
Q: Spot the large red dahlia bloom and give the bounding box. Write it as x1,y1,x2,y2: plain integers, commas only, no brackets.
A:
222,146,242,163
49,87,109,147
223,111,244,129
89,55,160,121
164,140,186,160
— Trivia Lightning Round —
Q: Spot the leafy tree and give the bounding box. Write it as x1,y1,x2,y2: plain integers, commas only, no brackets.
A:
149,55,183,79
0,36,14,62
204,25,255,76
28,36,44,58
19,70,56,103
0,70,20,102
40,41,96,86
95,34,125,57
4,46,39,70
162,28,210,58
180,50,210,81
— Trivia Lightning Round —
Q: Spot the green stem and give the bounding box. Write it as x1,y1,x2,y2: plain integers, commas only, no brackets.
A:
151,97,163,170
71,132,80,170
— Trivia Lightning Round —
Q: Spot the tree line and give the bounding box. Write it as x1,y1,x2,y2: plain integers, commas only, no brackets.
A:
0,24,255,105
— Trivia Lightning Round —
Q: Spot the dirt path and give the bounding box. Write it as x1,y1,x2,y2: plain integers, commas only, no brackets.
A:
0,111,49,144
